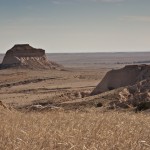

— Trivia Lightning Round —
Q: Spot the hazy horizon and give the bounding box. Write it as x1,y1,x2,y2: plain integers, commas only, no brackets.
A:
0,0,150,53
2,50,150,54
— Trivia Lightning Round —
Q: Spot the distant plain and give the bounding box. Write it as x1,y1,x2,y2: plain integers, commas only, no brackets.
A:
1,52,150,68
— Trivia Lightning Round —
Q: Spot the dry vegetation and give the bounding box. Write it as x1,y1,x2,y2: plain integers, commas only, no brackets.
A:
1,53,150,150
0,108,150,150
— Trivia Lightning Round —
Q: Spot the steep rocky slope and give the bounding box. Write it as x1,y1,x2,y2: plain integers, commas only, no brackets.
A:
91,65,150,95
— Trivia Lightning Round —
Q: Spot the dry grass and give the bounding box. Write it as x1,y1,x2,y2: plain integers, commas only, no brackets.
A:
0,108,150,150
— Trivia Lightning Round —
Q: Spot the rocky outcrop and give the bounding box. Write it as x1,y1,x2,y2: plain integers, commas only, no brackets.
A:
91,65,150,95
112,78,150,111
0,44,62,69
119,79,150,105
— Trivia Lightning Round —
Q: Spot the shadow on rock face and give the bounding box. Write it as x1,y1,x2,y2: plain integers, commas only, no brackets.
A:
135,102,150,112
96,102,103,107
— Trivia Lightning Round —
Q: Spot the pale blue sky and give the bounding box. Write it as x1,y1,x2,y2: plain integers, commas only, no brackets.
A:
0,0,150,53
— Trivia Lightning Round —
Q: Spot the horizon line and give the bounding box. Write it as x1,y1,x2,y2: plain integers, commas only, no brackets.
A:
1,51,150,54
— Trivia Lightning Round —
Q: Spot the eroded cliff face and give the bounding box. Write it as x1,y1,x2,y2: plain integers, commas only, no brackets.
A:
1,44,62,69
91,65,150,95
106,78,150,111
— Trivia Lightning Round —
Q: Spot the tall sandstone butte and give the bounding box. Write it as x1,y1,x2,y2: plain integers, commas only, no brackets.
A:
91,64,150,95
1,44,62,69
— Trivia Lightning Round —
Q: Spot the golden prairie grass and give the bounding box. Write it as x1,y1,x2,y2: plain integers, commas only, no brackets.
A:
0,108,150,150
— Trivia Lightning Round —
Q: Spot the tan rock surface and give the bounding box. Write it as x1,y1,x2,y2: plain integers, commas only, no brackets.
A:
91,65,150,95
1,44,62,69
118,79,150,106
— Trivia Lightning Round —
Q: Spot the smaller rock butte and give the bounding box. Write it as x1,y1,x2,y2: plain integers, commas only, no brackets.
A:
0,44,62,69
91,64,150,95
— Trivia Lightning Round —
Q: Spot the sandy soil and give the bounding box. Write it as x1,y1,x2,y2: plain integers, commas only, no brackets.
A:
0,67,108,108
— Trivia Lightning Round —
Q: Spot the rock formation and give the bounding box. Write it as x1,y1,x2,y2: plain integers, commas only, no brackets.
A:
119,79,150,104
91,65,150,95
0,44,62,69
111,78,150,111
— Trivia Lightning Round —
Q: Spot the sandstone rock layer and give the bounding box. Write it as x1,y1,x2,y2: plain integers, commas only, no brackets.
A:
111,78,150,111
1,44,62,69
91,65,150,95
119,79,150,104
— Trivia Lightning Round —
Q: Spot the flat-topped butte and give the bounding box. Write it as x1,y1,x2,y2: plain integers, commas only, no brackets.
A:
0,44,62,69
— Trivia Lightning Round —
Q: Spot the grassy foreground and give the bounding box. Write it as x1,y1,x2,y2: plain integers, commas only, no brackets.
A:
0,109,150,150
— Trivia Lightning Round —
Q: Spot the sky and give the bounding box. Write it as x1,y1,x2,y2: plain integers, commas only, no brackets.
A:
0,0,150,53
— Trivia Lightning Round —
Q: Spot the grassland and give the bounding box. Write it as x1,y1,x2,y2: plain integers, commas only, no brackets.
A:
1,108,150,150
1,53,150,150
